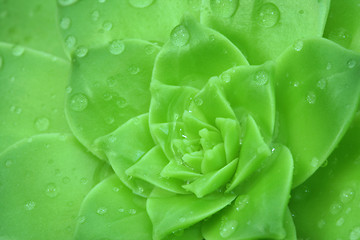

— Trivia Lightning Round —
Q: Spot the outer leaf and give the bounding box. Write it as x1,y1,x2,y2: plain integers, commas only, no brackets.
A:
0,42,70,153
275,38,360,187
74,175,153,240
57,0,201,54
0,0,67,59
152,15,248,89
324,0,360,52
96,114,155,197
290,113,360,239
201,0,330,64
0,134,103,240
65,39,159,159
147,187,236,240
202,144,293,240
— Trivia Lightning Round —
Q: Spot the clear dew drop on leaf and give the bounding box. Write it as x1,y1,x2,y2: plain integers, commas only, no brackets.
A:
109,40,125,55
128,0,154,8
210,0,239,18
170,25,190,47
70,93,88,112
257,2,280,28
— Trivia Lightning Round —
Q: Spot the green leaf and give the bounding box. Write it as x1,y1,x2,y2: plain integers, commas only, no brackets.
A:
290,113,360,239
96,114,155,197
201,0,330,64
163,223,203,240
183,158,238,198
0,0,67,59
147,187,236,240
324,0,360,52
275,38,360,187
283,208,297,240
57,0,201,53
152,15,248,89
0,42,70,153
0,133,103,240
226,115,271,192
65,39,159,159
202,144,293,240
74,175,153,240
219,63,276,143
126,145,188,194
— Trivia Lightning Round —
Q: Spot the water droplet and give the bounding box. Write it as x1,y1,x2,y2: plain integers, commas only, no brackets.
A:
330,202,343,215
336,217,345,226
210,0,238,18
105,117,115,125
340,188,355,204
235,195,249,211
310,157,319,168
108,135,117,143
45,183,58,198
12,46,25,56
5,159,12,167
78,216,86,224
128,65,140,75
257,3,280,28
62,177,71,184
98,0,106,2
306,92,316,104
34,117,50,131
58,0,78,6
25,201,36,211
116,97,127,108
128,209,137,215
347,59,356,69
91,10,100,21
128,0,154,8
317,219,326,229
75,47,88,58
80,177,88,184
118,208,125,213
103,92,113,101
254,71,269,86
350,226,360,240
97,207,107,215
194,97,203,106
113,187,120,192
102,21,113,31
326,62,332,70
145,44,156,55
317,78,327,90
65,35,76,49
220,219,238,238
109,40,125,55
221,73,231,83
170,25,190,47
65,86,73,94
60,17,71,29
70,93,88,112
179,217,186,223
293,40,304,51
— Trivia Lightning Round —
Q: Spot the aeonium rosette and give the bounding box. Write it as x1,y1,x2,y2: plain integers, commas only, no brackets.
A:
2,1,360,240
68,17,360,240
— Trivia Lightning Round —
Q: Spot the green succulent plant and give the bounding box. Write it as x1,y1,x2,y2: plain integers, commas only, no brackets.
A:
1,0,360,239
